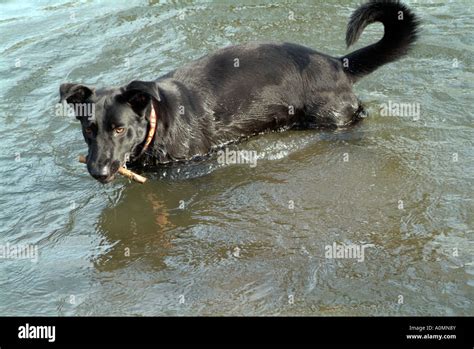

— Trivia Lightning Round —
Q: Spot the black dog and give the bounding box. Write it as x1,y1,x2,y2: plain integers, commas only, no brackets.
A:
60,0,419,183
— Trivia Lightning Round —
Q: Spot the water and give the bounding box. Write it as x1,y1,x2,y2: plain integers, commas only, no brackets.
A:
0,0,472,316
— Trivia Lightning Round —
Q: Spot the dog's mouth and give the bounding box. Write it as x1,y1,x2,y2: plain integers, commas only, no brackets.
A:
97,161,121,183
87,157,122,184
96,173,116,184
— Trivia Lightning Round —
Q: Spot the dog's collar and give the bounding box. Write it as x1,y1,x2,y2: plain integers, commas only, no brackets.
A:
142,104,157,153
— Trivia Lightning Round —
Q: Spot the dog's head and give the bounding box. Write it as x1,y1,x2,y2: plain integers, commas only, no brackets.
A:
60,80,160,183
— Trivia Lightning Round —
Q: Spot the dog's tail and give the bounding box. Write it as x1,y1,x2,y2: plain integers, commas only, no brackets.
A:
341,0,420,83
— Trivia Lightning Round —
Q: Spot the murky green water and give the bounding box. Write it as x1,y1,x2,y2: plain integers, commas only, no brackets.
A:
0,0,472,316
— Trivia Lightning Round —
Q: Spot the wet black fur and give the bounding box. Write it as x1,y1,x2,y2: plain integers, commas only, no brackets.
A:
59,0,419,183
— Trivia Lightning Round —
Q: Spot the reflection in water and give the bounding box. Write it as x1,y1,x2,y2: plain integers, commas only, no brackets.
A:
94,189,177,272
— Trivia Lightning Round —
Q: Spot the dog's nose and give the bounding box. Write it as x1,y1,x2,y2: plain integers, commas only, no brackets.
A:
90,166,111,181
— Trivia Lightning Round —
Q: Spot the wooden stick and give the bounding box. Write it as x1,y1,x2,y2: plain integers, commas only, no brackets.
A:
78,155,147,184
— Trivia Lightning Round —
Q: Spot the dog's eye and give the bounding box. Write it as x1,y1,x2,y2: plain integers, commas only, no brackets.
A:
114,127,125,135
84,127,92,134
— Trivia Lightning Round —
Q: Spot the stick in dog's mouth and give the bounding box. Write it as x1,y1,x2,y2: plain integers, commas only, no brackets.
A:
78,155,147,184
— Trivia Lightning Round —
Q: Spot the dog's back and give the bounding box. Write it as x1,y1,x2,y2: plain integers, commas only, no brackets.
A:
155,0,420,141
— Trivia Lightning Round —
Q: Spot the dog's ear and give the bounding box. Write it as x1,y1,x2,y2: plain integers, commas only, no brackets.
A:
59,83,95,104
120,80,161,116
